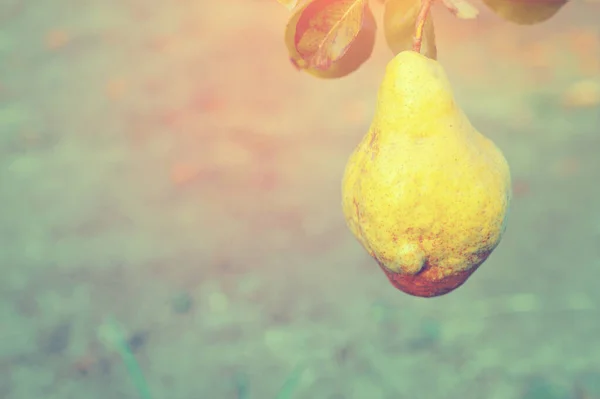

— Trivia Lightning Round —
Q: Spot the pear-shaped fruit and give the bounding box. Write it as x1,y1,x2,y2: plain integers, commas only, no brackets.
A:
342,51,511,297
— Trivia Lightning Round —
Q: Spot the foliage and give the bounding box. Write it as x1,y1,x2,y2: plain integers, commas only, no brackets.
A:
285,0,377,78
278,0,569,79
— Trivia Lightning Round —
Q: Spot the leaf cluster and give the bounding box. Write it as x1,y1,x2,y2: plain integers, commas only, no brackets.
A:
278,0,569,79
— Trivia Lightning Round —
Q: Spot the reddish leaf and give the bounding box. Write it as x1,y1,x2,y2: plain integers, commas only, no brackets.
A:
291,0,368,70
285,0,376,79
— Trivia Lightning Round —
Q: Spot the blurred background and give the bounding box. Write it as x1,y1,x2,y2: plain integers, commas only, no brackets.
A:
0,0,599,398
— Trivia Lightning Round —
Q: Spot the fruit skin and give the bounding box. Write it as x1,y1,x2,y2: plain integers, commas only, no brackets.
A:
341,51,511,297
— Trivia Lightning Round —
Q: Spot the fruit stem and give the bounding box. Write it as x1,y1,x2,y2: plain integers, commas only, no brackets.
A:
413,0,433,54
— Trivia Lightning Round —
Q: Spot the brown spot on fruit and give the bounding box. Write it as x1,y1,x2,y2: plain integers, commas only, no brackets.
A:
379,261,480,297
368,129,379,160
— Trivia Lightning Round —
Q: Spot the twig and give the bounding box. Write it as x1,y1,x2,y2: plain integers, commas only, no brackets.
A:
413,0,433,53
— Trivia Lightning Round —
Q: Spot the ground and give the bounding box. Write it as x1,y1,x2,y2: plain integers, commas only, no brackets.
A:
1,0,600,398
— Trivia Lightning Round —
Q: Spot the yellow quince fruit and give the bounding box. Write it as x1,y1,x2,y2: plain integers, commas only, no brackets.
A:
342,51,511,297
